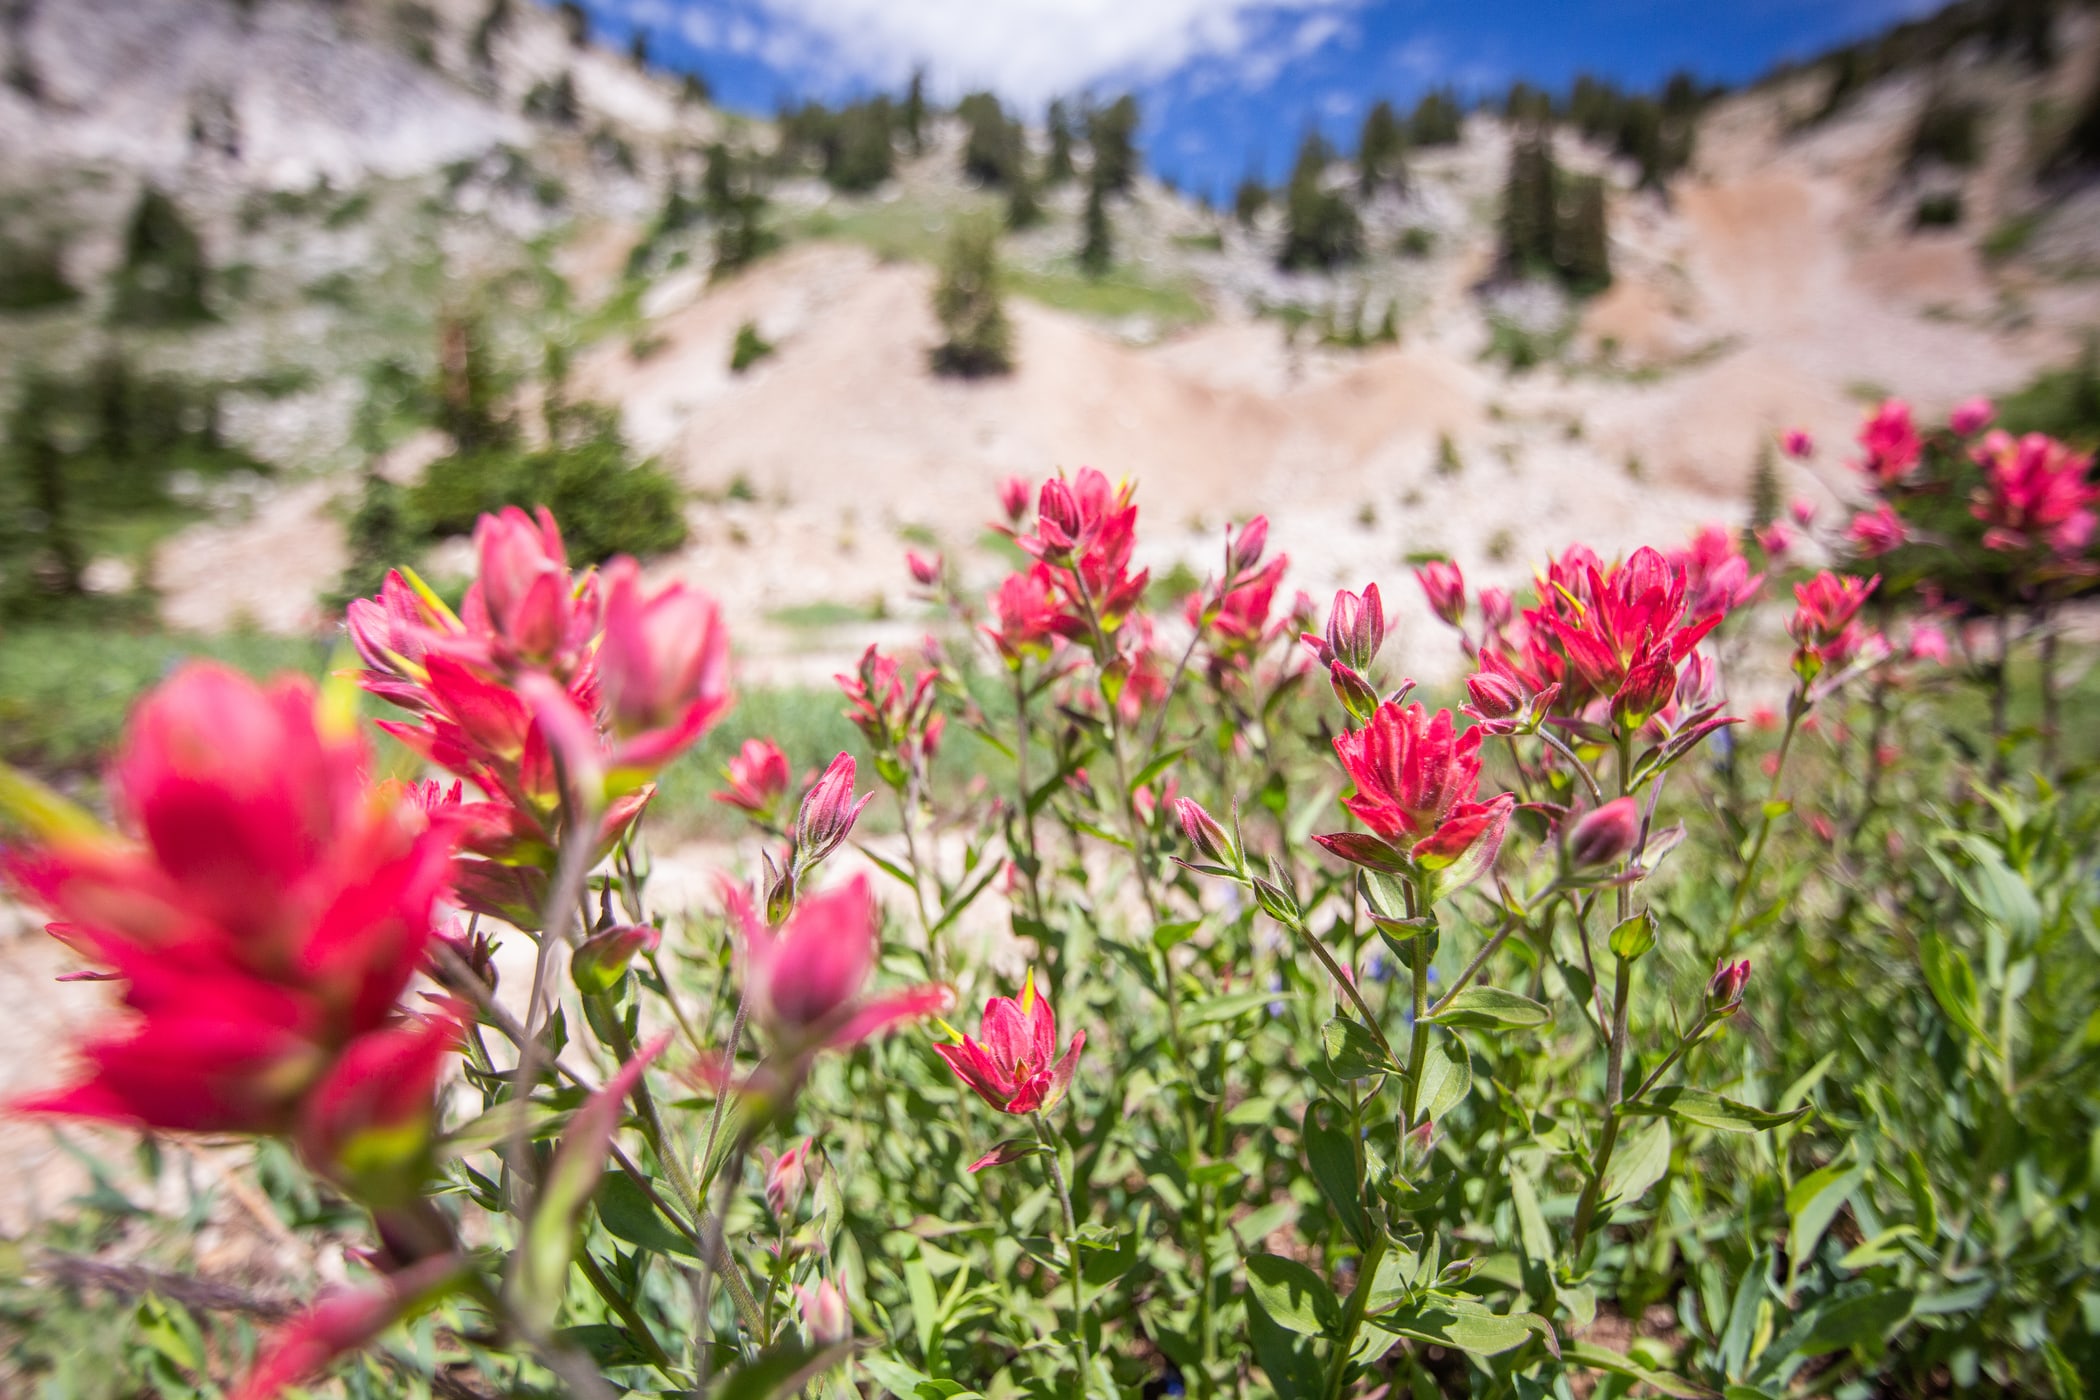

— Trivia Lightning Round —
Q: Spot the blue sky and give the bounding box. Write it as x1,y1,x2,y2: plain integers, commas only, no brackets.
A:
573,0,1938,201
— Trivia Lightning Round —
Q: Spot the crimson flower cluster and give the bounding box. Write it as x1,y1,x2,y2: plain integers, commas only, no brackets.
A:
348,507,729,922
938,971,1085,1134
5,664,458,1206
1315,699,1515,896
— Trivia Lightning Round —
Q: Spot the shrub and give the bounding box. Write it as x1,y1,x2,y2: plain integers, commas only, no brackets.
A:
728,320,774,373
0,238,78,312
930,218,1013,377
110,186,213,326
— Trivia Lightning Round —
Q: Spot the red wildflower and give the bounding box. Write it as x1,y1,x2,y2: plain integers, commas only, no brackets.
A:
1858,399,1922,486
1970,430,2098,557
729,875,949,1052
5,664,457,1197
1949,396,1994,437
1017,468,1149,636
715,738,793,818
937,969,1085,1120
987,564,1064,664
1315,701,1513,894
1782,429,1814,459
596,558,731,771
1846,503,1908,557
1789,572,1880,646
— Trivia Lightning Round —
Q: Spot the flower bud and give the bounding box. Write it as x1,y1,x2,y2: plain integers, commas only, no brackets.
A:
571,923,662,995
1706,957,1751,1015
1037,477,1081,552
1414,561,1466,628
1227,515,1269,577
766,1136,813,1217
794,753,873,871
1949,396,1994,437
1781,429,1813,459
997,476,1031,524
1675,651,1720,710
1479,587,1513,632
1175,797,1241,873
1465,667,1524,720
795,1279,850,1346
1788,497,1818,528
1566,797,1641,869
1610,647,1677,731
715,738,792,819
906,551,942,587
596,561,731,748
1328,660,1380,725
1324,585,1384,675
473,506,571,664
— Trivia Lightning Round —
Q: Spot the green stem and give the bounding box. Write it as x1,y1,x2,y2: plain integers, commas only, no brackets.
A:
1716,683,1807,957
575,1248,685,1384
1034,1113,1093,1395
1322,1233,1389,1400
1399,886,1433,1129
1569,953,1635,1253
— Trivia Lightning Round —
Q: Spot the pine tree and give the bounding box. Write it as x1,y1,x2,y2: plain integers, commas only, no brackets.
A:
1007,172,1043,230
1045,100,1076,185
902,71,927,154
1277,132,1362,272
1234,176,1268,228
1555,175,1611,293
1079,177,1112,275
932,219,1013,377
112,186,212,326
1357,99,1406,198
1409,88,1463,146
958,92,1024,186
1086,95,1141,195
1496,131,1558,280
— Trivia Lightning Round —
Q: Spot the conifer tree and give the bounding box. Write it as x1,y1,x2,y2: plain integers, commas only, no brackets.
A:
1079,176,1113,275
1233,176,1268,228
902,71,927,153
1045,100,1076,185
1555,175,1612,293
1357,99,1406,198
1085,95,1141,195
112,187,212,326
1496,130,1558,279
1409,88,1463,146
1277,132,1362,271
932,218,1014,377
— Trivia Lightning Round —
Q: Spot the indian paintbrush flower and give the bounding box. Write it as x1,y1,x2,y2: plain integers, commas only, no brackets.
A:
796,1279,851,1345
571,923,662,995
794,752,874,871
1315,700,1514,896
731,874,950,1053
765,1136,814,1217
715,738,793,820
1706,957,1751,1015
937,969,1085,1120
595,558,732,771
1414,560,1466,628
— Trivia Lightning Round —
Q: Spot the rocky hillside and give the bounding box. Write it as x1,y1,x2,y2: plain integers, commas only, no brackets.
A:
3,0,2100,680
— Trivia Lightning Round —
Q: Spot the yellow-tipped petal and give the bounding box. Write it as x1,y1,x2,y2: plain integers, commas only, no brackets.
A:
316,641,364,744
1020,967,1037,1015
398,565,465,629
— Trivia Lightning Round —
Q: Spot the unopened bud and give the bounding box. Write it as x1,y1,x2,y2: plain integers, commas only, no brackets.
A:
998,476,1031,525
1329,660,1380,725
1610,650,1676,731
1414,561,1466,628
1465,668,1524,720
1175,798,1241,873
1706,957,1751,1014
766,1136,814,1217
795,753,873,872
795,1279,850,1345
571,924,662,995
1567,797,1641,870
1037,478,1080,545
1227,515,1269,577
906,551,942,587
1324,585,1385,675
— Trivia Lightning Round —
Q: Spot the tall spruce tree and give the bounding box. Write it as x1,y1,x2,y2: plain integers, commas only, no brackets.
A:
1079,176,1112,275
1496,130,1559,279
112,187,212,326
1045,100,1076,185
1357,99,1406,198
1085,95,1141,195
1277,132,1362,272
902,71,927,154
1555,175,1611,293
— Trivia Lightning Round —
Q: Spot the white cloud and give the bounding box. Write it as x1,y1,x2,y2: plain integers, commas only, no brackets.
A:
635,0,1369,109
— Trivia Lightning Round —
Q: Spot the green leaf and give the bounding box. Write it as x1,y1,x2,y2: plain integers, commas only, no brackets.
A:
1786,1162,1863,1272
1152,919,1202,952
1607,1116,1672,1209
1416,1033,1472,1122
2042,1340,2086,1400
1128,744,1191,795
1509,1164,1553,1267
1424,986,1550,1031
557,1323,657,1369
1791,1286,1914,1356
441,1099,572,1157
1303,1104,1371,1248
1323,1016,1399,1079
506,1033,668,1335
1607,912,1657,961
1245,1253,1341,1337
1630,1087,1809,1134
1945,833,2041,945
1562,1342,1711,1398
1370,1295,1557,1358
716,1340,855,1400
1918,933,1991,1044
1189,988,1278,1026
596,1169,699,1259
